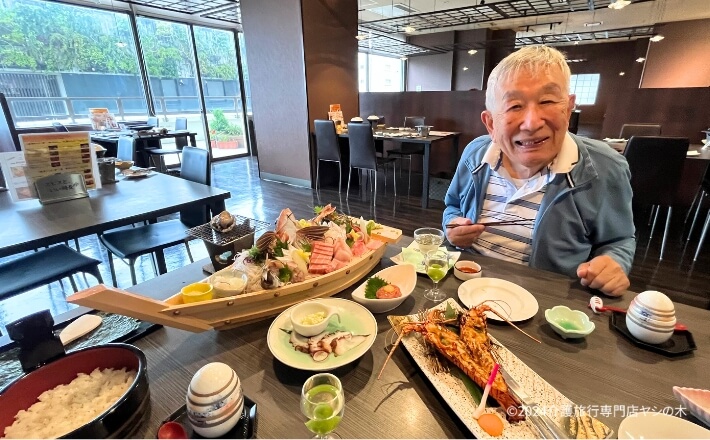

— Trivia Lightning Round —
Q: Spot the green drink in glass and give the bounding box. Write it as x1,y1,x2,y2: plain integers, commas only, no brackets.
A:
424,249,449,301
301,373,344,439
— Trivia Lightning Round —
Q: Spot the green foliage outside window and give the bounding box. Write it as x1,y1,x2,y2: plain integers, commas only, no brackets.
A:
210,109,243,141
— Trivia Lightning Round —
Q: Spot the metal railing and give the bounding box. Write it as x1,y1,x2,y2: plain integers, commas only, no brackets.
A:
7,95,242,125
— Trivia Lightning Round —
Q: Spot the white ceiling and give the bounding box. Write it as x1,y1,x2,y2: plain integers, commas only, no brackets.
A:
359,0,710,39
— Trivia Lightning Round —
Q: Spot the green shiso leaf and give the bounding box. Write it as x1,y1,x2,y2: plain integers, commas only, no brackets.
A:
364,276,389,299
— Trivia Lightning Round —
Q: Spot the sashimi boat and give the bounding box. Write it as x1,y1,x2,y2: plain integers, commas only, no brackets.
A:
68,205,402,333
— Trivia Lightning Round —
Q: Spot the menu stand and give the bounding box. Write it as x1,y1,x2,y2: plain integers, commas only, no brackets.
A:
34,172,88,205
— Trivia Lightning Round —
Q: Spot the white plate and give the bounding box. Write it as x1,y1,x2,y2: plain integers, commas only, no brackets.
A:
687,150,700,156
457,278,539,322
390,241,460,274
618,412,710,439
121,168,154,178
388,299,578,439
351,264,417,313
266,298,377,371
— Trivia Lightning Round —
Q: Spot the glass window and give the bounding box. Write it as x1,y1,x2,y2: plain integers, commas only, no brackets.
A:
0,0,148,127
570,74,600,106
358,53,403,92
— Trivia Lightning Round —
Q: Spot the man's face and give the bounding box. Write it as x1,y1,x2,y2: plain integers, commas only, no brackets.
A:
481,66,575,179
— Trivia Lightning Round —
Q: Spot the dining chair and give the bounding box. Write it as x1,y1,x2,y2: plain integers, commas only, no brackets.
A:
619,123,661,139
52,122,69,132
684,168,710,261
99,147,210,286
146,116,158,128
146,121,184,174
624,136,689,260
346,122,397,206
314,120,342,192
0,244,103,301
387,116,426,194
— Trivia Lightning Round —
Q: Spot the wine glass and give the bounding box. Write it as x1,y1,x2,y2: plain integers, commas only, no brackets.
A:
414,227,445,255
300,373,345,439
424,249,449,302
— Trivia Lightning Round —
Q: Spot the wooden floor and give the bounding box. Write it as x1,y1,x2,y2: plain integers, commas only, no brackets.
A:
1,155,708,333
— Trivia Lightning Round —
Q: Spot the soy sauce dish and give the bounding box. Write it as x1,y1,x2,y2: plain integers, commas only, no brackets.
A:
0,344,150,439
545,306,595,339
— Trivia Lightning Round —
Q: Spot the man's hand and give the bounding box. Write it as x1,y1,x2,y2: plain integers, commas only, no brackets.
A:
576,255,629,297
445,217,485,249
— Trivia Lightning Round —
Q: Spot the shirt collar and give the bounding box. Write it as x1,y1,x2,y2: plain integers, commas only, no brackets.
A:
481,132,579,175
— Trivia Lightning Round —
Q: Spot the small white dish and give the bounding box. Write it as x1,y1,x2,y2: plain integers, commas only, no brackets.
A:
544,305,595,339
673,387,710,428
618,411,710,439
453,261,482,281
458,278,539,322
351,264,417,313
390,240,461,274
687,150,701,156
289,300,341,337
121,168,153,178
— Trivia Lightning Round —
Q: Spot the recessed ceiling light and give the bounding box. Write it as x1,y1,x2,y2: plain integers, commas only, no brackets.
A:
619,71,625,76
574,41,579,45
636,57,646,63
584,21,602,27
608,0,631,9
115,41,127,48
468,49,477,55
650,35,665,42
400,56,408,61
462,66,469,71
403,25,416,33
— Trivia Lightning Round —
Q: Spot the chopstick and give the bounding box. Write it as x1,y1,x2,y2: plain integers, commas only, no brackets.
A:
445,219,534,228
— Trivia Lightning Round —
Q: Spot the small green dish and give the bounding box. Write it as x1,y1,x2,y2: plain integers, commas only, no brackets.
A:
545,305,595,339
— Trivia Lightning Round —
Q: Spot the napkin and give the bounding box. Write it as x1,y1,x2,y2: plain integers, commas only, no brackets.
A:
401,246,447,269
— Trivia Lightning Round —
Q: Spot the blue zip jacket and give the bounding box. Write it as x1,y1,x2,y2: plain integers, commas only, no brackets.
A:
443,134,636,277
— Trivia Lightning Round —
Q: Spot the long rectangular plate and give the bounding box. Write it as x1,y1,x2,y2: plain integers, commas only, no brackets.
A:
388,299,577,439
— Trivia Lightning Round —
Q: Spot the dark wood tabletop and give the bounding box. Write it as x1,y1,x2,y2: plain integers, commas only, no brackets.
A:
339,130,461,209
123,237,709,438
0,173,229,258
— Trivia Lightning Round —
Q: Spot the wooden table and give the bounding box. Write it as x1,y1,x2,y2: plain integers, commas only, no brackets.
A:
121,238,709,438
0,173,229,274
340,130,461,208
91,131,198,168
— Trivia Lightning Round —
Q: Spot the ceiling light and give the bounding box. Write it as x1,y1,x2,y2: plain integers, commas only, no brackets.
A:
462,66,469,71
115,41,127,48
400,56,408,61
584,21,602,27
636,57,646,63
403,25,416,33
619,71,625,76
574,41,579,45
355,34,369,40
650,34,665,42
468,49,477,55
608,0,630,9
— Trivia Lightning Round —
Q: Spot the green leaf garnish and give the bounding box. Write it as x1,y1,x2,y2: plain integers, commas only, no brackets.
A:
444,302,458,320
278,267,293,283
273,238,289,257
247,245,265,264
313,205,323,215
364,276,389,299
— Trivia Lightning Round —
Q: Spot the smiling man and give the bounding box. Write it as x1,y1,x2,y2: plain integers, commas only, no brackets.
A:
443,45,635,296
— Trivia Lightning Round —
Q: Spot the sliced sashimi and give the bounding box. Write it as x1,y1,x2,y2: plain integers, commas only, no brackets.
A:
351,240,367,257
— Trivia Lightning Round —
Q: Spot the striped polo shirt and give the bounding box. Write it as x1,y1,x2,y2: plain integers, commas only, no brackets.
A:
472,133,579,265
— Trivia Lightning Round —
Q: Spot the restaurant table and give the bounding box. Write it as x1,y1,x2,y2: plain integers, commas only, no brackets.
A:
340,130,461,209
0,173,229,273
91,130,198,167
116,237,709,438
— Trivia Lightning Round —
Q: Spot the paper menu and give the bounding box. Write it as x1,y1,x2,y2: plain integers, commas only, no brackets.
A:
0,152,34,201
19,132,100,192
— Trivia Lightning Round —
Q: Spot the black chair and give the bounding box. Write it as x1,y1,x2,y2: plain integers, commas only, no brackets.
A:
624,136,689,260
99,147,210,286
0,245,102,301
685,168,710,261
619,124,662,139
314,120,342,191
52,122,69,132
346,122,397,206
387,116,426,193
146,118,185,173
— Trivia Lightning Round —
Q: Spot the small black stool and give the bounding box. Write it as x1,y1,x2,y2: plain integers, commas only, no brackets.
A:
0,245,103,301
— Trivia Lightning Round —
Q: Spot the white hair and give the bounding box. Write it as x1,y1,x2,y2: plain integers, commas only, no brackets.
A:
485,45,571,111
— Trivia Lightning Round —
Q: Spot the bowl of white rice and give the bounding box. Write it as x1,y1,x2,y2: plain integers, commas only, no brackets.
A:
0,343,149,439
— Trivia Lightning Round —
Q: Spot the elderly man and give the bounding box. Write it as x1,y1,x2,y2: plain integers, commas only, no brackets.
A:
443,45,635,296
